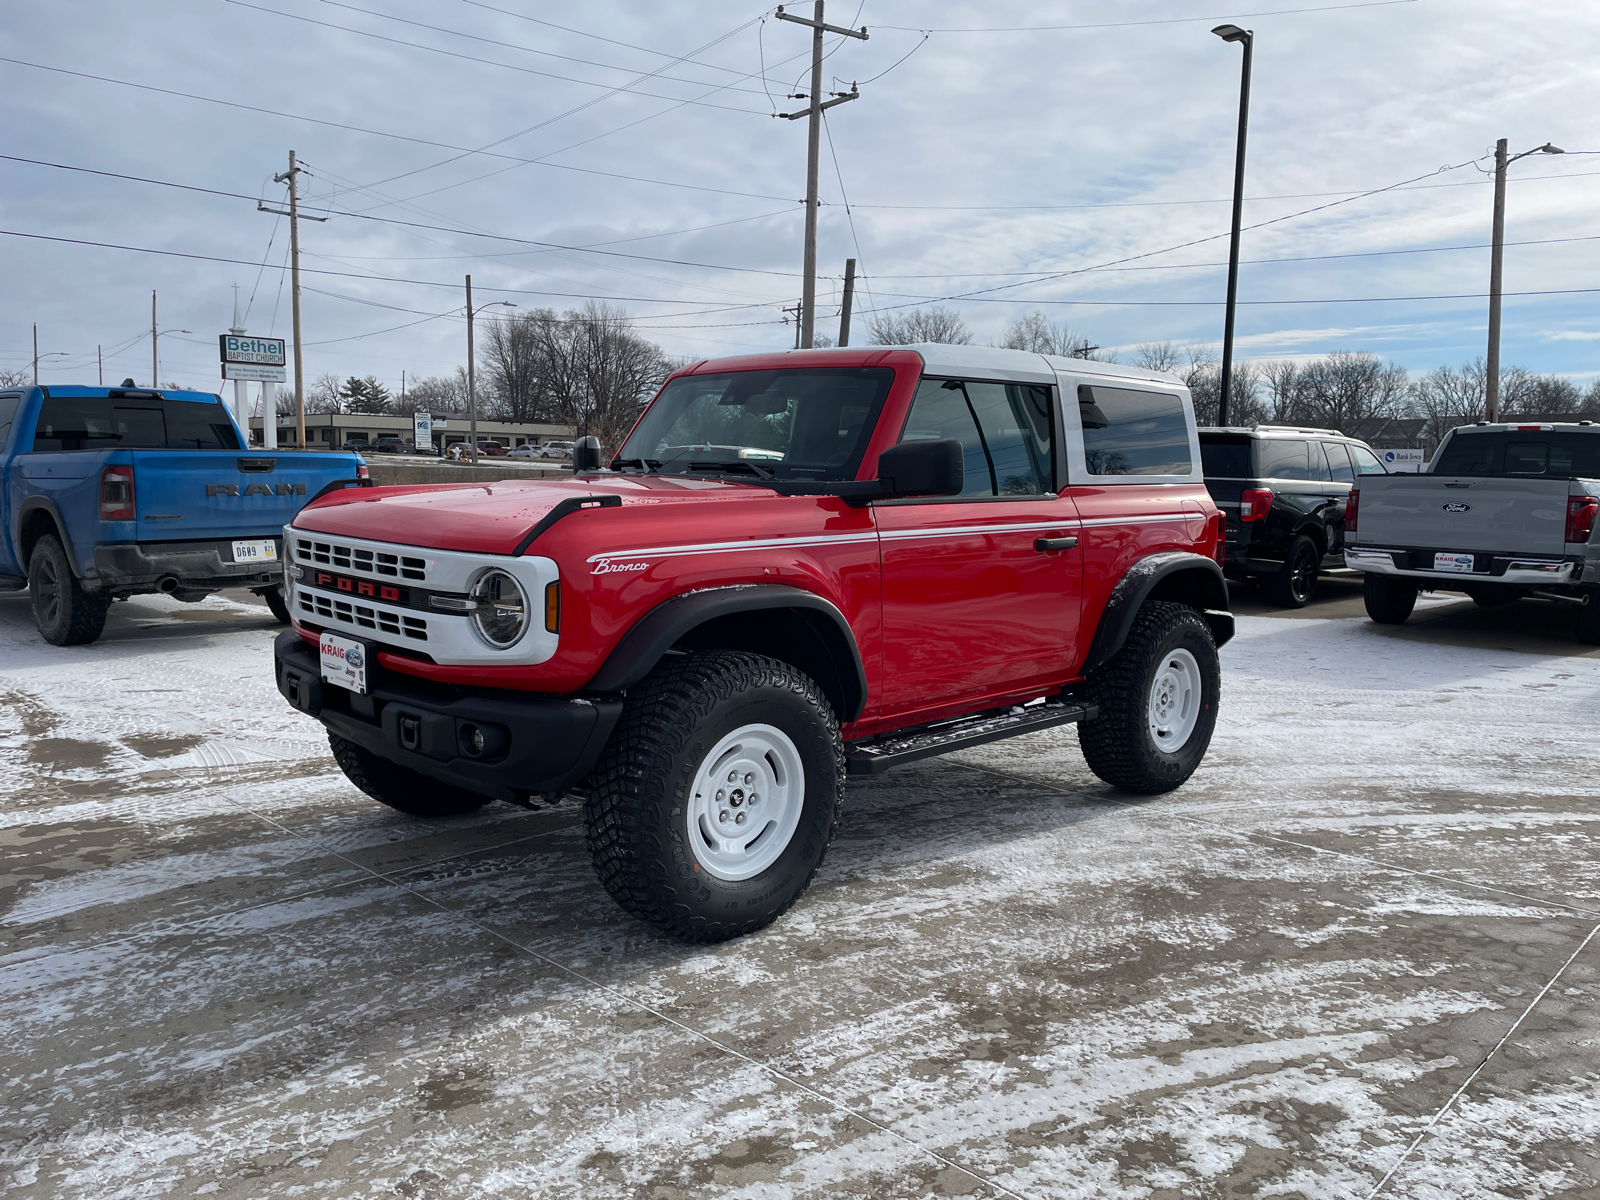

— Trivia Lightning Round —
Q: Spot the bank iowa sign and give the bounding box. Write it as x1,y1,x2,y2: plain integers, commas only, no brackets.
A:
219,335,288,382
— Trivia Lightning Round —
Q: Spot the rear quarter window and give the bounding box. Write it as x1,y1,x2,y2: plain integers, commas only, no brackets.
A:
1077,385,1191,476
1256,439,1315,480
0,392,21,450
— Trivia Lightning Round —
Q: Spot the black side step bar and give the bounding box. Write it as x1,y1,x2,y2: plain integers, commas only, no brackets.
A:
845,700,1097,776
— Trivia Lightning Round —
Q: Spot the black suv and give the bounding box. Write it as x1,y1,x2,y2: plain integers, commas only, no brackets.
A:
1199,426,1389,606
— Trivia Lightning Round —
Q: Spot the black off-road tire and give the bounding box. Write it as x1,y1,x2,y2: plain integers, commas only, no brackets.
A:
28,534,111,646
583,650,844,943
262,585,292,625
1077,601,1220,795
1575,596,1600,646
328,733,493,817
1363,573,1418,624
1264,534,1320,608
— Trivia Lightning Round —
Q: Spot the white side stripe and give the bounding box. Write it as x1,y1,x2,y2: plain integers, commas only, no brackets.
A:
584,512,1192,563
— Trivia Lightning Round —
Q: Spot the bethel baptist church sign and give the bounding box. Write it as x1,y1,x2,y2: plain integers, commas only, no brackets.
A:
219,334,288,382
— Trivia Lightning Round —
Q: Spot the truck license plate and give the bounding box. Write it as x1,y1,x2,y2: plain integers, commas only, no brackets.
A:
233,538,278,563
1434,552,1476,574
320,632,368,695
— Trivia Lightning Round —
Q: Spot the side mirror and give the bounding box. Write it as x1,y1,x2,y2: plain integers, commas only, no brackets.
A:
876,438,963,499
571,435,604,472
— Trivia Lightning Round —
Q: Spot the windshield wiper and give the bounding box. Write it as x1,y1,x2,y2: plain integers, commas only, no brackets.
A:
611,457,661,473
684,459,776,480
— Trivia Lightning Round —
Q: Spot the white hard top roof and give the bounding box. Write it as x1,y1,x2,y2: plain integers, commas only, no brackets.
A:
905,343,1184,389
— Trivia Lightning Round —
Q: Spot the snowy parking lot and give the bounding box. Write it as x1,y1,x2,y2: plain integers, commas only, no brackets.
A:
3,575,1598,1199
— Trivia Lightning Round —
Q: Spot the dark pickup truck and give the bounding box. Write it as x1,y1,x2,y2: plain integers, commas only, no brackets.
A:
0,385,366,645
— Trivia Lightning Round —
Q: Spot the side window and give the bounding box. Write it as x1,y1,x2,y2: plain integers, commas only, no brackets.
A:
1349,445,1387,475
901,378,1054,497
1077,385,1191,476
1256,438,1313,480
0,393,20,451
1322,442,1356,483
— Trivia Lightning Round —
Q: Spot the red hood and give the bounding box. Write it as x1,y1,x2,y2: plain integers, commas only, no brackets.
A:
292,475,773,555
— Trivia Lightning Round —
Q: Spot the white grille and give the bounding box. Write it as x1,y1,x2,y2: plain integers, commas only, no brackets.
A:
296,537,427,582
299,590,428,640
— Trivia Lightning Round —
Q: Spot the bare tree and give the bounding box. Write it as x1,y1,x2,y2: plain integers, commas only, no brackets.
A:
997,310,1115,360
569,301,674,449
1129,342,1182,374
1260,359,1305,424
404,369,469,416
1517,375,1585,415
304,373,344,415
1410,359,1485,444
0,367,30,388
482,312,548,422
1180,344,1263,427
866,306,973,346
1297,351,1408,430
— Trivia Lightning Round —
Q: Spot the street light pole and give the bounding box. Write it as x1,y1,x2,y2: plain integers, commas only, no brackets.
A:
464,275,515,467
151,290,159,388
1212,24,1253,429
1486,138,1563,420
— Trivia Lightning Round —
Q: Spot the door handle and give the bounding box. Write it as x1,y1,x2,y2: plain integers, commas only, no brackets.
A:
1035,536,1078,552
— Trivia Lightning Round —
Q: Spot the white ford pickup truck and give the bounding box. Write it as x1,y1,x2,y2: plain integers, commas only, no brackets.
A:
1344,421,1600,643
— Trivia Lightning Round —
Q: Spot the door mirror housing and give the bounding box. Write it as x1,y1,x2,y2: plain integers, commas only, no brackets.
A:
571,435,604,472
876,438,964,499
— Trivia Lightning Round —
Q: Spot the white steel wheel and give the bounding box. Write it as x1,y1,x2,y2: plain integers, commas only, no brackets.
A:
686,723,805,882
1147,647,1202,753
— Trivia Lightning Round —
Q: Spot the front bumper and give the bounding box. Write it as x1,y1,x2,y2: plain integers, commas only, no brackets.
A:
1345,546,1578,586
273,630,621,802
90,538,284,596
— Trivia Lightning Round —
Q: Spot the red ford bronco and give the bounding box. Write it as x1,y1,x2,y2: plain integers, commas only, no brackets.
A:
274,345,1232,940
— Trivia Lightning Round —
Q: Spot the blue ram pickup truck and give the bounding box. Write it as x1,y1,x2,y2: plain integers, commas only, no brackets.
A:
0,384,367,645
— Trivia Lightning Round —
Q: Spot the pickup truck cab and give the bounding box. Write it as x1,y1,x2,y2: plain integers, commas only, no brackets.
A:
0,385,367,645
273,346,1233,940
1344,420,1600,641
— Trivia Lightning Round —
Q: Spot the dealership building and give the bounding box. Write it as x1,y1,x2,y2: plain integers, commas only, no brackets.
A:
246,412,574,451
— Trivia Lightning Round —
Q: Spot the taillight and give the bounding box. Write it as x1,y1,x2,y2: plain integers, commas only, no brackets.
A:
99,465,135,520
1211,512,1226,564
356,463,370,480
1567,496,1599,543
1346,488,1359,533
1239,487,1273,522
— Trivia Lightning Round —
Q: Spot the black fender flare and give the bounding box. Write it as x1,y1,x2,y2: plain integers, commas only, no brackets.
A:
14,496,82,577
587,584,869,721
1082,552,1234,675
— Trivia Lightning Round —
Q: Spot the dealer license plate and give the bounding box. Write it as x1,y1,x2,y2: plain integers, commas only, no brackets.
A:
1434,551,1476,574
320,631,368,695
233,538,278,563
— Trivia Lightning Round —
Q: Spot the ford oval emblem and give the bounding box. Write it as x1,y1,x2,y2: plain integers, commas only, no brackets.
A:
1442,502,1471,513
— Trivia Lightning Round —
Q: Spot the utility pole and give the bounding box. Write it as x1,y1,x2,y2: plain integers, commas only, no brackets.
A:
1211,24,1254,428
1486,138,1509,422
32,324,38,385
98,345,103,386
782,301,804,349
838,257,857,347
151,291,159,388
261,151,327,450
466,275,478,465
775,3,866,349
1485,138,1563,421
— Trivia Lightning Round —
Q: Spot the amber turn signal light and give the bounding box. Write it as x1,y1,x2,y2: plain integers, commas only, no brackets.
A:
544,581,560,633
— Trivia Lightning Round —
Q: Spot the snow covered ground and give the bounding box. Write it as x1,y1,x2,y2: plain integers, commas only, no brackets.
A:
2,578,1597,1199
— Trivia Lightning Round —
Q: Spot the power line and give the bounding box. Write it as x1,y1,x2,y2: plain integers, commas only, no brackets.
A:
876,0,1420,34
223,0,766,116
0,57,800,204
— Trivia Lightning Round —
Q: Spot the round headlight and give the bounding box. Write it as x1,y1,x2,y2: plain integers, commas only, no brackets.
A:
470,570,528,647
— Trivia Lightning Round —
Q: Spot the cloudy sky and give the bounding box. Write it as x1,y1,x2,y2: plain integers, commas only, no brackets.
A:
3,0,1597,396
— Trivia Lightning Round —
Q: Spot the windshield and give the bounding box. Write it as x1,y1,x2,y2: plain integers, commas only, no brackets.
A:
618,367,893,480
32,395,241,452
1432,430,1600,479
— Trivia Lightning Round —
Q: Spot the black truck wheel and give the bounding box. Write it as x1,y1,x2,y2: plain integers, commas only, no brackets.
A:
28,534,111,646
261,585,292,625
1077,601,1220,795
1264,534,1320,608
328,733,493,817
1363,573,1418,624
584,650,844,942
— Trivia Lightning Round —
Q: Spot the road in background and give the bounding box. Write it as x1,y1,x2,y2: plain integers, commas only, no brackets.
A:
2,583,1597,1198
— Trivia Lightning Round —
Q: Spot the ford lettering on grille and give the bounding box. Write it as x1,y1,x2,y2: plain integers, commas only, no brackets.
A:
311,570,410,605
